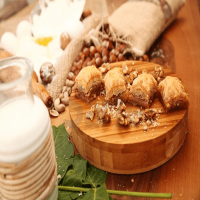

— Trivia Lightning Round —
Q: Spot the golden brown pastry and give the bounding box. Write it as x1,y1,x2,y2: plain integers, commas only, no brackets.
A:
74,65,104,102
129,72,157,108
158,76,189,112
104,67,126,104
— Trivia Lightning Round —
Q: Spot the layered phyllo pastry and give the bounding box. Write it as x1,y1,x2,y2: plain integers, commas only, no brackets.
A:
73,65,104,103
158,76,189,112
129,72,157,108
104,67,126,104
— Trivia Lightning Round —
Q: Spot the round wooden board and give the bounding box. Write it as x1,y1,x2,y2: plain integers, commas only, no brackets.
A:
69,61,188,174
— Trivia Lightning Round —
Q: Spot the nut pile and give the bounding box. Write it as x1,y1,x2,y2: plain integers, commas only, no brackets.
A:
68,23,150,81
49,79,74,117
68,42,149,81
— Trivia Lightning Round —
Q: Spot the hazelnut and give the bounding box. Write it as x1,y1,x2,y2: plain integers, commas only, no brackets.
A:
71,65,77,72
118,53,126,61
117,44,126,53
96,57,102,67
40,62,55,84
90,46,96,57
94,52,101,58
83,48,90,57
97,45,103,53
81,8,92,20
111,49,119,56
74,55,80,62
91,58,96,65
83,57,91,67
72,75,77,81
109,54,116,63
60,32,71,50
102,55,108,63
107,40,114,50
79,54,85,62
74,69,80,76
77,63,82,70
101,47,109,57
143,54,149,61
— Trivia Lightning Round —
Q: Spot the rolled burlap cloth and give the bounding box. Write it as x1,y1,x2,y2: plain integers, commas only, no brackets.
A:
107,0,185,57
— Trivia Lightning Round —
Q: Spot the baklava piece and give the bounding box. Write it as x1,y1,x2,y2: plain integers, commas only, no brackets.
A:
104,67,126,104
129,73,157,108
158,76,189,113
74,65,104,103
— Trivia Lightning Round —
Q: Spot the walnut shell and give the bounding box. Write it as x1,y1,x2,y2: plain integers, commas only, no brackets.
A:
40,62,55,84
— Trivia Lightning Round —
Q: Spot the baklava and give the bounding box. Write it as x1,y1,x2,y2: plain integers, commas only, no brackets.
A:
158,76,189,112
74,65,104,103
129,72,157,108
104,67,126,104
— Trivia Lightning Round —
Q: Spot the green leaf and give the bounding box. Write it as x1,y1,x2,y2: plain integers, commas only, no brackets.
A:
58,190,82,200
83,163,107,187
57,157,71,185
58,190,72,200
80,184,109,200
52,124,74,184
52,124,74,159
62,155,87,187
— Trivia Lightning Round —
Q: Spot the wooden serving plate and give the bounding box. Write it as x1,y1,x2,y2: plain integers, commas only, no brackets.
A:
69,61,188,174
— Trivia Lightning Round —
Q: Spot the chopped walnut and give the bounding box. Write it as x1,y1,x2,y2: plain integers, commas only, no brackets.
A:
122,62,136,75
117,99,126,112
130,116,140,124
86,110,95,120
96,105,111,123
98,63,109,74
144,108,157,120
117,111,130,126
124,70,138,84
86,107,95,120
153,66,164,82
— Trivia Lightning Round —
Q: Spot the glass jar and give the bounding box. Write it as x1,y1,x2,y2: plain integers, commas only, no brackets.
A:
0,57,57,200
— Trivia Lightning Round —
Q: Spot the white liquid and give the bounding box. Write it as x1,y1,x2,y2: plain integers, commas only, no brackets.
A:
0,95,50,163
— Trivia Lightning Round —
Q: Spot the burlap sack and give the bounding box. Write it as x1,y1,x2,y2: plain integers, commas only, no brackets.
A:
47,0,108,100
107,0,185,56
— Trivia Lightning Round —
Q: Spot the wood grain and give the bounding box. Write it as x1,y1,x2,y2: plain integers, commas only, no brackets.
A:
69,61,188,174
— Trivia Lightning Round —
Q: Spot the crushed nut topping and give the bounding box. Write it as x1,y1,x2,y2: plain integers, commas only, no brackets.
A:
153,65,164,82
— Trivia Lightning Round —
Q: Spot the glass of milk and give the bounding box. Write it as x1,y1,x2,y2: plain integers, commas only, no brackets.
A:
0,57,57,200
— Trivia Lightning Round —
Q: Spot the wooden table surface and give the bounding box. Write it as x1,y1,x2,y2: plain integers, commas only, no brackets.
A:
1,0,200,199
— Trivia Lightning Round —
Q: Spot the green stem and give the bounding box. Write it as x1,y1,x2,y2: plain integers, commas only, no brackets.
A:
58,186,172,199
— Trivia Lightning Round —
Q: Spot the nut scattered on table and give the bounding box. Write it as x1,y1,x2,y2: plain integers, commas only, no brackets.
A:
54,98,65,113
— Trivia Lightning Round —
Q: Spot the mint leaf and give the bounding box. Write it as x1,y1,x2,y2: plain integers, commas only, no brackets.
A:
83,163,107,187
80,184,109,200
62,155,87,187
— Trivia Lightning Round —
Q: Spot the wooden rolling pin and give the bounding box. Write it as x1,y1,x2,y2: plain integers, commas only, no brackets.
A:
32,71,53,108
